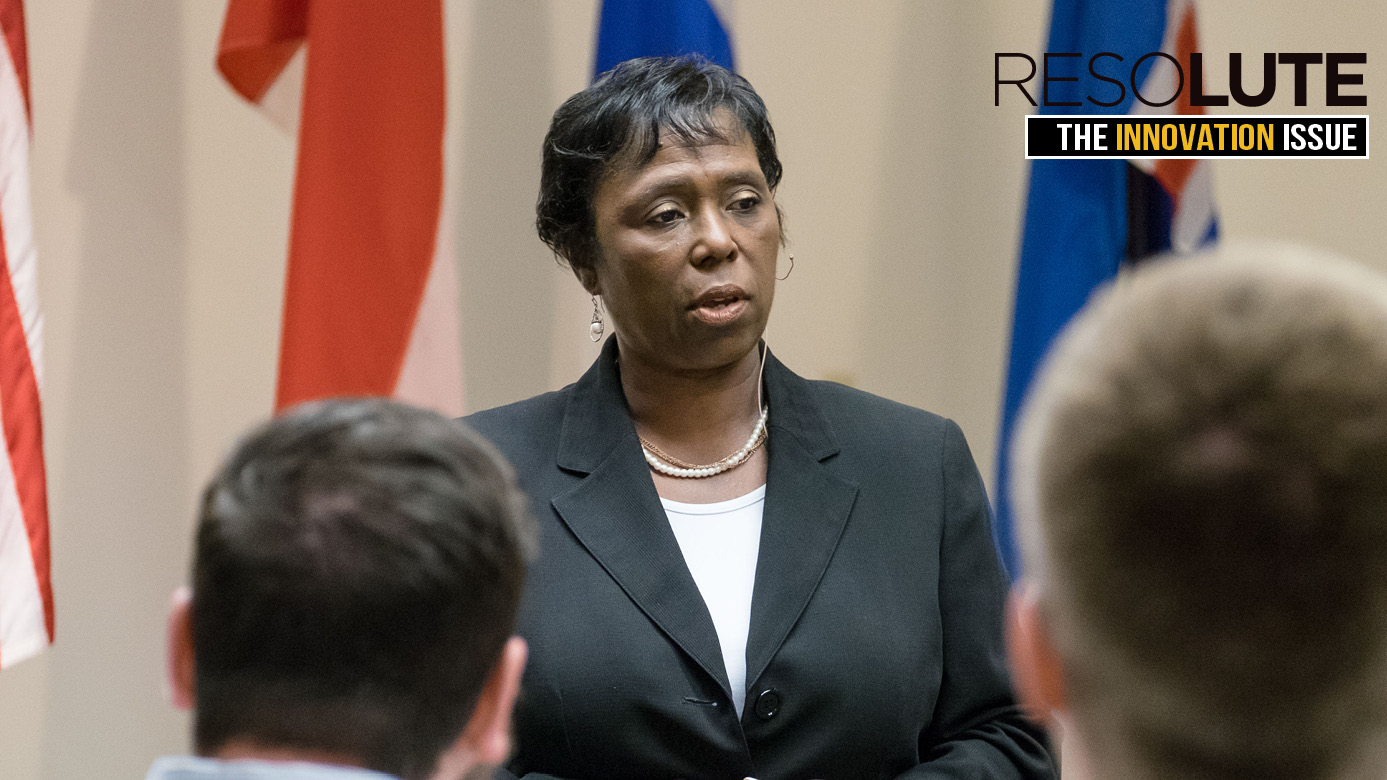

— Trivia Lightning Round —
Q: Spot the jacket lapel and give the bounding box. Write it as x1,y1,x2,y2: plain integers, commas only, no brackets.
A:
550,338,732,695
744,352,859,691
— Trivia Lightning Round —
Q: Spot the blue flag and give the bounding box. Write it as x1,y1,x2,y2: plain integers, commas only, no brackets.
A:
994,0,1218,577
594,0,735,77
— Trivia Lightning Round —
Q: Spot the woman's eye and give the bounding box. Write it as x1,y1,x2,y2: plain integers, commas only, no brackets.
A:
649,208,682,225
731,195,761,211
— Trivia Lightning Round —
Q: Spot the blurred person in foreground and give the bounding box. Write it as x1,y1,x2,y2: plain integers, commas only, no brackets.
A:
467,55,1053,780
151,399,536,780
1007,244,1387,780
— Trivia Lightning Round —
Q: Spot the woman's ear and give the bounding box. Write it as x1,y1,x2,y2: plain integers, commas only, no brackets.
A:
166,586,196,711
1006,582,1068,725
573,262,600,297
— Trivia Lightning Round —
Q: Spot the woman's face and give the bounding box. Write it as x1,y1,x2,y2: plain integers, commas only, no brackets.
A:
583,116,780,373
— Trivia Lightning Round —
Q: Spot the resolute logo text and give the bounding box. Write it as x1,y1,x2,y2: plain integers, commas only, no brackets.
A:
996,52,1369,159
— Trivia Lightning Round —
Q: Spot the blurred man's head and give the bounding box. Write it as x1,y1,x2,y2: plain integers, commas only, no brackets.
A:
165,399,536,780
1008,245,1387,780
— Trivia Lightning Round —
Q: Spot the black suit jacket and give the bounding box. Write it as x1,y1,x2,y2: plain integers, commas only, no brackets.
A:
467,339,1054,780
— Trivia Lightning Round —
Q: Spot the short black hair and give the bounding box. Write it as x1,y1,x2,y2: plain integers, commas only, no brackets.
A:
536,55,783,275
190,399,535,780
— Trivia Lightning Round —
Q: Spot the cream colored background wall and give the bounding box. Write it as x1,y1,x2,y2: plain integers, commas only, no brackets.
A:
0,1,1381,777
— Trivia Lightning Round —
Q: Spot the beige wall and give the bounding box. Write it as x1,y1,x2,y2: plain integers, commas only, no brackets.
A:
0,1,1382,777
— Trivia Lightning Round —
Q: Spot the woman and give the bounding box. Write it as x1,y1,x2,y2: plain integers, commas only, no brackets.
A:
467,57,1054,780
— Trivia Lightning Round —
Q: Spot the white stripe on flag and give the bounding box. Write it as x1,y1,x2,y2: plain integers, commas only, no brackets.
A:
0,430,43,668
257,43,305,136
1171,159,1215,253
1130,61,1181,120
394,188,464,417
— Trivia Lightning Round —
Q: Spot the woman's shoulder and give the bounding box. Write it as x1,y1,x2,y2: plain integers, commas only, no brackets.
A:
462,386,574,454
802,378,952,441
797,379,980,480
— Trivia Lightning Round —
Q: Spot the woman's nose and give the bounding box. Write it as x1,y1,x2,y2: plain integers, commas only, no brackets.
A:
692,206,737,266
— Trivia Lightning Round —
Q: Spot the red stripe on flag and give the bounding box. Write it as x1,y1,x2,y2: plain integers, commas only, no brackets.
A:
272,1,445,409
0,0,27,121
216,0,308,104
1170,4,1200,116
0,217,52,646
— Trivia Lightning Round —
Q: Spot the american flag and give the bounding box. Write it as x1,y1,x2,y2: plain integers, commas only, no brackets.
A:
0,0,53,670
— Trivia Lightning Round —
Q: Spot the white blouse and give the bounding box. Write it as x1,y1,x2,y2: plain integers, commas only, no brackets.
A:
661,484,766,718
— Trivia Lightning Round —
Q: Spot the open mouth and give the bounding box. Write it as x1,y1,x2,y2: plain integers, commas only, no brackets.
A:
691,286,750,326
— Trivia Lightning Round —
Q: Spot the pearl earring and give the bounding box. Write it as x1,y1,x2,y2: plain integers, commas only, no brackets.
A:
589,296,604,342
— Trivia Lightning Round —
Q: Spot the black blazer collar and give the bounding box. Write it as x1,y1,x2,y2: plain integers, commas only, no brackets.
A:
554,335,635,474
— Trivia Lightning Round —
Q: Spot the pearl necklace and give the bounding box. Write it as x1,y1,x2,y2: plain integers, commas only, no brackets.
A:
640,406,768,478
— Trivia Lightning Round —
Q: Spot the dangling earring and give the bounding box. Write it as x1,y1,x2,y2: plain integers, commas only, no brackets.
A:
589,296,604,342
777,252,795,281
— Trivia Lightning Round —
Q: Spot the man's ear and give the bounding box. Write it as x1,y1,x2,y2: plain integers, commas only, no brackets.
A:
432,637,528,779
166,586,196,711
1006,581,1068,725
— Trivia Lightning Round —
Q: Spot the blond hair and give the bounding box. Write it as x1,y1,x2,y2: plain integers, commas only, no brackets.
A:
1012,244,1387,780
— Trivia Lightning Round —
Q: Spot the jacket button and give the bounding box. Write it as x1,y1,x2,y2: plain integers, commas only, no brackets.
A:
753,688,781,721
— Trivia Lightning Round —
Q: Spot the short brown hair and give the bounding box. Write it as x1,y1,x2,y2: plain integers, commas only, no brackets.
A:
193,399,536,780
1012,245,1387,780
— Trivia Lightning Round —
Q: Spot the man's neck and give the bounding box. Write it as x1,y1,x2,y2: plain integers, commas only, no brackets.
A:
211,739,369,771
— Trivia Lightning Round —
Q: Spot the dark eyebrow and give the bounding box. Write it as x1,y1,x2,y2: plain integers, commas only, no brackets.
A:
721,170,767,190
627,175,694,205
